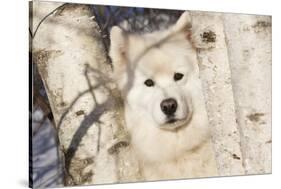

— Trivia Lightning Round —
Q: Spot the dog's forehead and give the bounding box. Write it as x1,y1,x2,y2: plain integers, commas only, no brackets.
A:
127,33,195,76
138,48,173,76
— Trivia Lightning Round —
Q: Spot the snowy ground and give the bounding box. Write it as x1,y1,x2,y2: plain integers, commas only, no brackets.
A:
32,107,63,188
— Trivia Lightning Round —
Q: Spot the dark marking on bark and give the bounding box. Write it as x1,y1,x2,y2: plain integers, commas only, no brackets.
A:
33,50,63,80
252,21,271,29
108,140,130,154
232,154,241,160
252,20,272,33
81,170,93,183
243,49,251,61
60,101,67,107
33,50,52,80
66,157,95,185
200,30,216,43
76,110,85,116
247,113,265,122
266,140,272,144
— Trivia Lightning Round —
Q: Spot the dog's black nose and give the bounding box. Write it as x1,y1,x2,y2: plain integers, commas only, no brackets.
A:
160,98,177,116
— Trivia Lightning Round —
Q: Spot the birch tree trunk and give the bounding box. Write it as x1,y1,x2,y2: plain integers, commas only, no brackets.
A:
223,14,272,174
191,12,245,176
190,12,271,176
31,1,140,186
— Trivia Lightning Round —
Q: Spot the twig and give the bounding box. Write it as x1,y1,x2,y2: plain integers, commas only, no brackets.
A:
32,3,67,39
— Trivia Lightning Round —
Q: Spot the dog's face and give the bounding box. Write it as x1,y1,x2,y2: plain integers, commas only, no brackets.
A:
110,12,199,131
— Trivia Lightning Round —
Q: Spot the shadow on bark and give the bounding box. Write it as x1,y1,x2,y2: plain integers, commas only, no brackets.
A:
54,63,115,185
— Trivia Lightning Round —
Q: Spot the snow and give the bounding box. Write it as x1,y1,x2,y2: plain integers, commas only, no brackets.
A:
32,108,63,188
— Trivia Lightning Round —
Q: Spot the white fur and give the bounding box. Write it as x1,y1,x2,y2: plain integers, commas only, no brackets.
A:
110,11,217,180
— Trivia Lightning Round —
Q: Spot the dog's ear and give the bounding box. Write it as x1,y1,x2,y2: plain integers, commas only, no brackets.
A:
173,11,192,33
110,26,127,64
109,26,128,90
171,11,193,42
174,11,216,49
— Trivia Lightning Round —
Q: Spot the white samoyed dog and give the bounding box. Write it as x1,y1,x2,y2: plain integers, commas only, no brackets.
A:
109,11,217,180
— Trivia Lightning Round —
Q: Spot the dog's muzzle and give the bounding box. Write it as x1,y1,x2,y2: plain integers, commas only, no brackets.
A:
158,97,193,131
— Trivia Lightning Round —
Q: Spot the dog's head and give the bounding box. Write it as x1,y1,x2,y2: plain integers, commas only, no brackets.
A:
110,12,200,131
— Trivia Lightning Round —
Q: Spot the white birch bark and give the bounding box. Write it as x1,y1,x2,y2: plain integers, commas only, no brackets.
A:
223,14,272,174
191,12,245,176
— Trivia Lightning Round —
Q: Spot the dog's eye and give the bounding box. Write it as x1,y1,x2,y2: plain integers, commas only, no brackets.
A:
174,73,184,81
144,79,154,87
